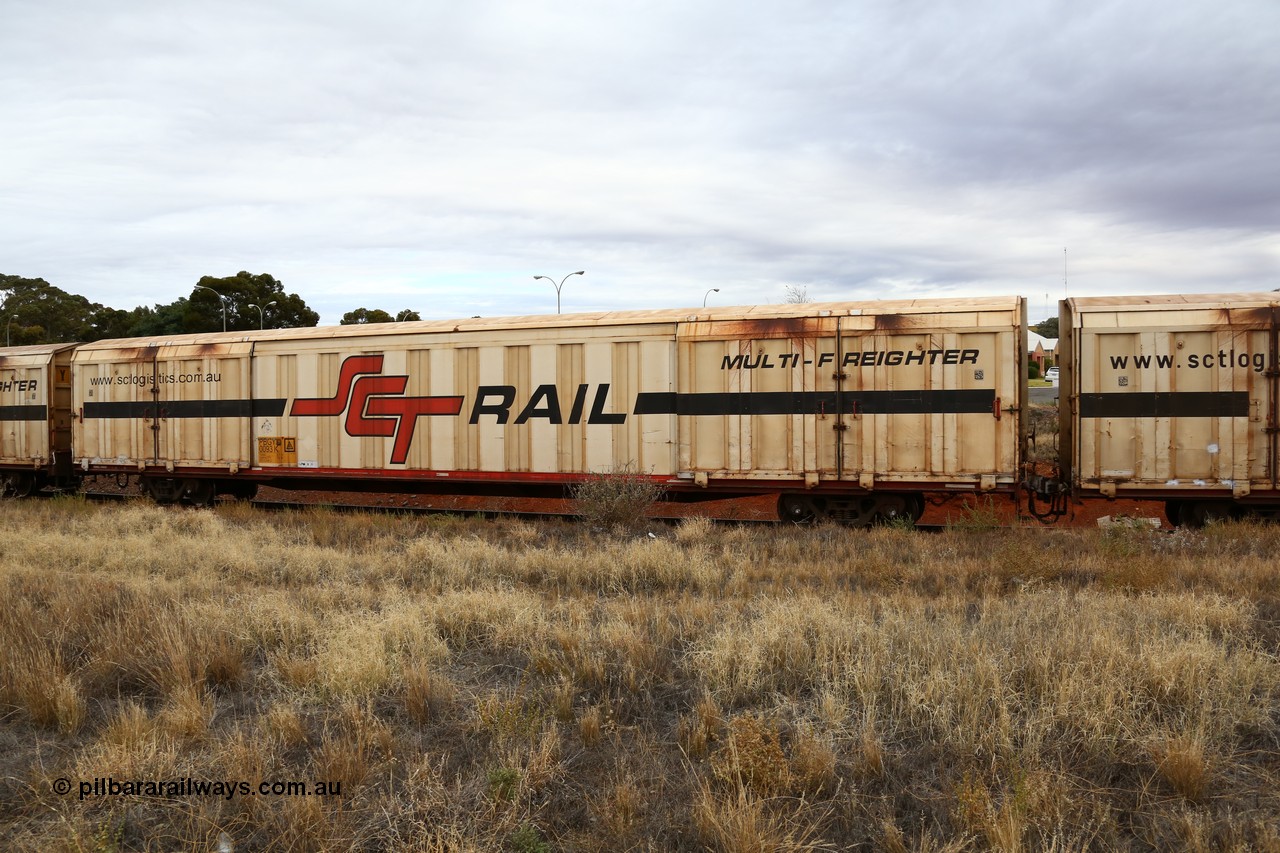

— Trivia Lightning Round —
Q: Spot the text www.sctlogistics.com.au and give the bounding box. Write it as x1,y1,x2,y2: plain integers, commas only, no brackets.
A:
53,776,342,801
1108,351,1275,372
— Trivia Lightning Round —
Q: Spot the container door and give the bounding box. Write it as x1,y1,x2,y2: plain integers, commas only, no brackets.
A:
673,316,838,481
1078,326,1261,488
154,344,255,468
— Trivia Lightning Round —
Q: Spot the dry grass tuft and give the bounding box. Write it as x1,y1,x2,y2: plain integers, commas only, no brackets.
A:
403,662,457,725
1154,733,1212,801
693,784,833,852
712,715,793,798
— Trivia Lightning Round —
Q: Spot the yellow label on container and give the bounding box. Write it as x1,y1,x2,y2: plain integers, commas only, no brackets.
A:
257,436,297,465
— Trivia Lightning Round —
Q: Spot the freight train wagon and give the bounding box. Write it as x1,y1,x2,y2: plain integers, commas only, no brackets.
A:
69,296,1028,523
0,343,77,497
1058,292,1280,526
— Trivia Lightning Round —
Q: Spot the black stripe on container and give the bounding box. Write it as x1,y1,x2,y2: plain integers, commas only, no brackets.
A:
83,399,288,419
0,405,48,421
633,389,996,416
1079,391,1249,419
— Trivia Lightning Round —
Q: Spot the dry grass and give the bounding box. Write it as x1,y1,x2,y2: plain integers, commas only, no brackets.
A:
0,497,1277,851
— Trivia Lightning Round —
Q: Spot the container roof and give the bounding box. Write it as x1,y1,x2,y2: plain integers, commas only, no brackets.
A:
72,296,1024,352
1067,292,1279,311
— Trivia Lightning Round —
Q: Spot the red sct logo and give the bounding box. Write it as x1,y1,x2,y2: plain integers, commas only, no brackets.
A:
290,355,462,464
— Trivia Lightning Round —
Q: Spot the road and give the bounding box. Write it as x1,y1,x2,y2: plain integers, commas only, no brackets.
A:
1029,385,1059,405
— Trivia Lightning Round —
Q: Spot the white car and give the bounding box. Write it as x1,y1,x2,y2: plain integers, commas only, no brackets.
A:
1044,366,1059,383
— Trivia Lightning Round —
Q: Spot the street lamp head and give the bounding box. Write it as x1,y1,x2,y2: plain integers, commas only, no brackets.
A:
194,284,228,332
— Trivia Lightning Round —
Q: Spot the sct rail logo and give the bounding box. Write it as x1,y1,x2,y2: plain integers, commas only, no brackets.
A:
290,355,463,464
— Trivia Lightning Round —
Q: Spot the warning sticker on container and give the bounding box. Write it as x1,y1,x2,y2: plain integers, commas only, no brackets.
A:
258,436,297,465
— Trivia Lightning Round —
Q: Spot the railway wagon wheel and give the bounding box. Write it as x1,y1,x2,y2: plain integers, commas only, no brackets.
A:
1,472,37,499
873,494,925,526
142,477,217,507
779,494,824,524
179,479,217,507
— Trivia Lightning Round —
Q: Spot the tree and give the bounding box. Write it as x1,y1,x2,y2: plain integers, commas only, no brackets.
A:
122,300,193,337
340,308,420,324
1032,317,1059,339
186,271,319,333
341,308,394,325
1,275,102,344
783,285,812,304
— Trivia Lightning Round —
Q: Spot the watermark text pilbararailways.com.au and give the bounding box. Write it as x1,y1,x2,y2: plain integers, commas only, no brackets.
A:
52,776,342,801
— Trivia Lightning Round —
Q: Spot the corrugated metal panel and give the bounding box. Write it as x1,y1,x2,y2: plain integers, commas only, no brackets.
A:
1,345,76,467
248,321,681,477
73,342,257,470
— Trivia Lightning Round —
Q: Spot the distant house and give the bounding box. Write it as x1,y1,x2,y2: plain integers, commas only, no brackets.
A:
1028,331,1058,372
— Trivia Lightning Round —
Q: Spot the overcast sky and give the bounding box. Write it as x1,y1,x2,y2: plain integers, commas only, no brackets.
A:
2,0,1276,325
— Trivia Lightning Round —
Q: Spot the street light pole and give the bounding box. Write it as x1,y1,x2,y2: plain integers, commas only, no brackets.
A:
248,301,277,330
6,315,16,347
533,271,585,314
193,284,228,332
703,288,720,307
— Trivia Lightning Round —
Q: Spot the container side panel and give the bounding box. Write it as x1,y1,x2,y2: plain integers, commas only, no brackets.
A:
476,347,505,472
428,347,456,471
640,339,676,476
503,346,531,473
555,344,585,473
525,345,558,473
611,341,640,469
454,348,480,470
751,338,793,472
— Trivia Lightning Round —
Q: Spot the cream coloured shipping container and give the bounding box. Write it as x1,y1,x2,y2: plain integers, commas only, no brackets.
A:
0,343,77,496
72,298,1027,520
1060,292,1280,525
72,337,267,502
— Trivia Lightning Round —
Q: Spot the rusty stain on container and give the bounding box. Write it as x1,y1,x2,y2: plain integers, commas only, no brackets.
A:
100,347,156,362
872,313,920,332
1225,306,1274,329
689,316,829,340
